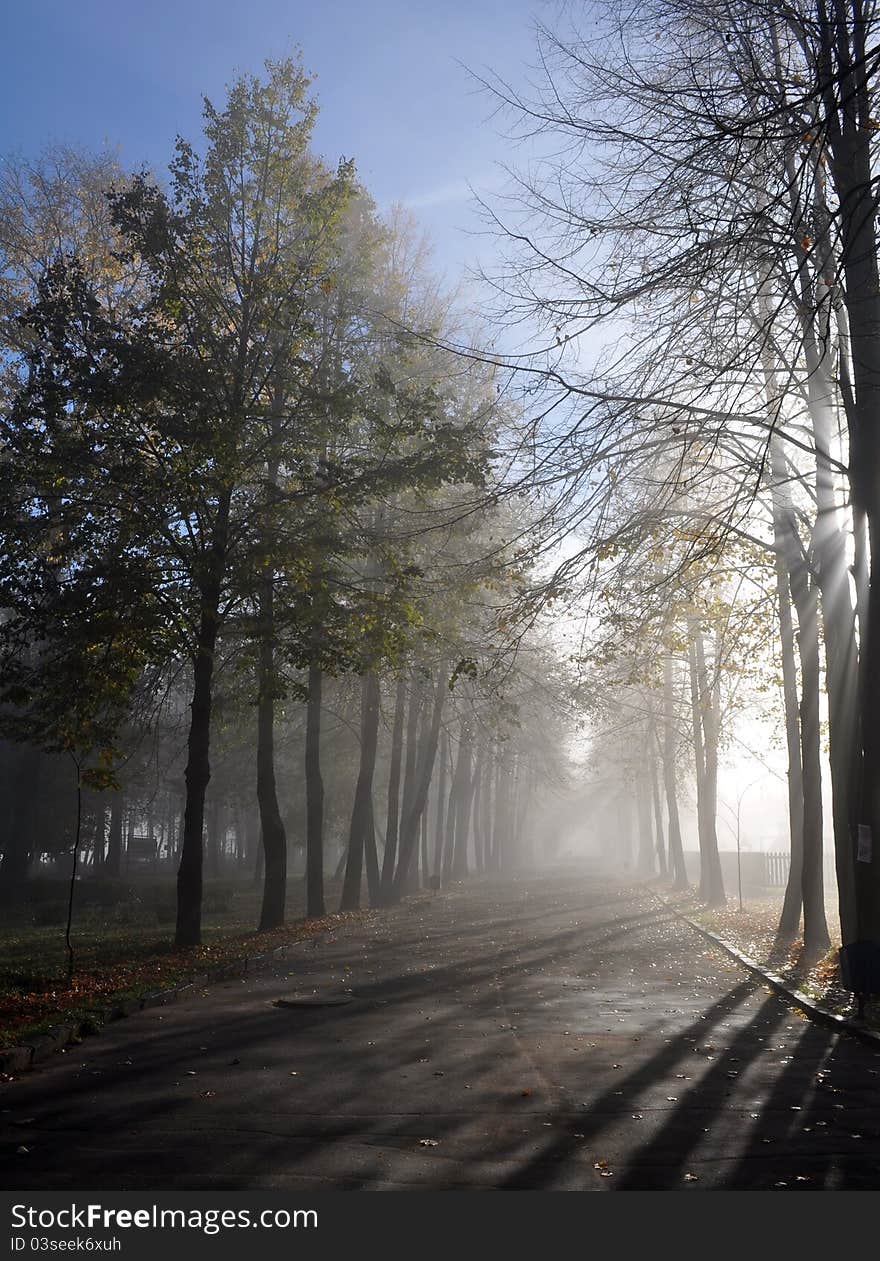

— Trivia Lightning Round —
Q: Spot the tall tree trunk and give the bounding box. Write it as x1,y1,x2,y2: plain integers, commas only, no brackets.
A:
759,319,806,942
398,673,423,837
176,597,221,948
687,630,710,899
341,673,381,911
790,564,831,956
441,732,458,885
419,806,429,888
695,628,725,906
305,664,325,919
379,675,406,895
432,729,448,883
391,662,448,901
176,487,229,948
662,658,688,889
257,578,287,930
774,161,858,941
364,798,381,905
649,727,667,879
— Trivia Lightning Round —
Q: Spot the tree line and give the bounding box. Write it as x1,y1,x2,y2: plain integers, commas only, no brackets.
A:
0,57,576,955
481,0,880,954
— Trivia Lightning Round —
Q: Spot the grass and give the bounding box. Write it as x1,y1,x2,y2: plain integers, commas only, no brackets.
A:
0,877,371,1050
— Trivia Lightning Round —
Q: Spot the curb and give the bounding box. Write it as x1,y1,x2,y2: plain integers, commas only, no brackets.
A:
0,936,306,1079
659,896,880,1050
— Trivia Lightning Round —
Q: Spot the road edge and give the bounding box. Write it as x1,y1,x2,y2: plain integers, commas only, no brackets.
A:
658,894,880,1050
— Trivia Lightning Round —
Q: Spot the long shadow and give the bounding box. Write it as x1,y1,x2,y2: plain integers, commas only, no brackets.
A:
727,1018,880,1190
615,991,791,1188
499,977,759,1189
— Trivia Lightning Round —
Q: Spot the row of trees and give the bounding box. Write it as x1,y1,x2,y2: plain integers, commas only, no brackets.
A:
0,58,576,950
482,0,880,953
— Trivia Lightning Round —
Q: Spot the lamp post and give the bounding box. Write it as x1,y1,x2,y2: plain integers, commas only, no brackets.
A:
719,776,764,912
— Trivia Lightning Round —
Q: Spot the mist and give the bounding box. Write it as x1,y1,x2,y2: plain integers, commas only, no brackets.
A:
0,0,879,1213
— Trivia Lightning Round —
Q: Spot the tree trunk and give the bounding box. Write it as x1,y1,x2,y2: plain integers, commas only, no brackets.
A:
257,579,287,930
432,729,448,883
341,673,381,911
176,599,220,948
364,798,381,905
391,663,448,900
661,660,687,889
687,630,710,898
419,806,429,888
759,320,806,943
695,628,725,906
305,664,325,919
649,728,667,879
441,732,458,885
790,565,831,956
816,6,880,941
379,675,406,896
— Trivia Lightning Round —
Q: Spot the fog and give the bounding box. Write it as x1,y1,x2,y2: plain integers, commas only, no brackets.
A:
1,0,878,1205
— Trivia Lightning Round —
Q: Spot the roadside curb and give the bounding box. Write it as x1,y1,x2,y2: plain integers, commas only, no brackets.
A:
659,895,880,1050
0,933,323,1079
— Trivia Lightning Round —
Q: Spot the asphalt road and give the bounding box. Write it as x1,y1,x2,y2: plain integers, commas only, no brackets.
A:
2,865,879,1190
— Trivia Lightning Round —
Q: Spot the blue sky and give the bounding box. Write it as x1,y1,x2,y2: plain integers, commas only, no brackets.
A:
1,0,542,285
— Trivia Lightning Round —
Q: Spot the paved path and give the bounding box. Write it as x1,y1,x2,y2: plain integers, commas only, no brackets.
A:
2,866,879,1190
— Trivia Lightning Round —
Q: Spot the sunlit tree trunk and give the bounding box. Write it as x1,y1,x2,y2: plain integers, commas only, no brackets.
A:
814,0,880,941
758,311,806,943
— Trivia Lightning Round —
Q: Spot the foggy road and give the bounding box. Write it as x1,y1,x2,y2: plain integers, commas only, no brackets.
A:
2,866,879,1191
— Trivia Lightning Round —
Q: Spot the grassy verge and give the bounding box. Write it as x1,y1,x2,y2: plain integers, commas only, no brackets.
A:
0,879,371,1049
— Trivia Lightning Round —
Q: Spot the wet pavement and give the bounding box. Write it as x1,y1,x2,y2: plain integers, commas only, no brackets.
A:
2,865,879,1190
